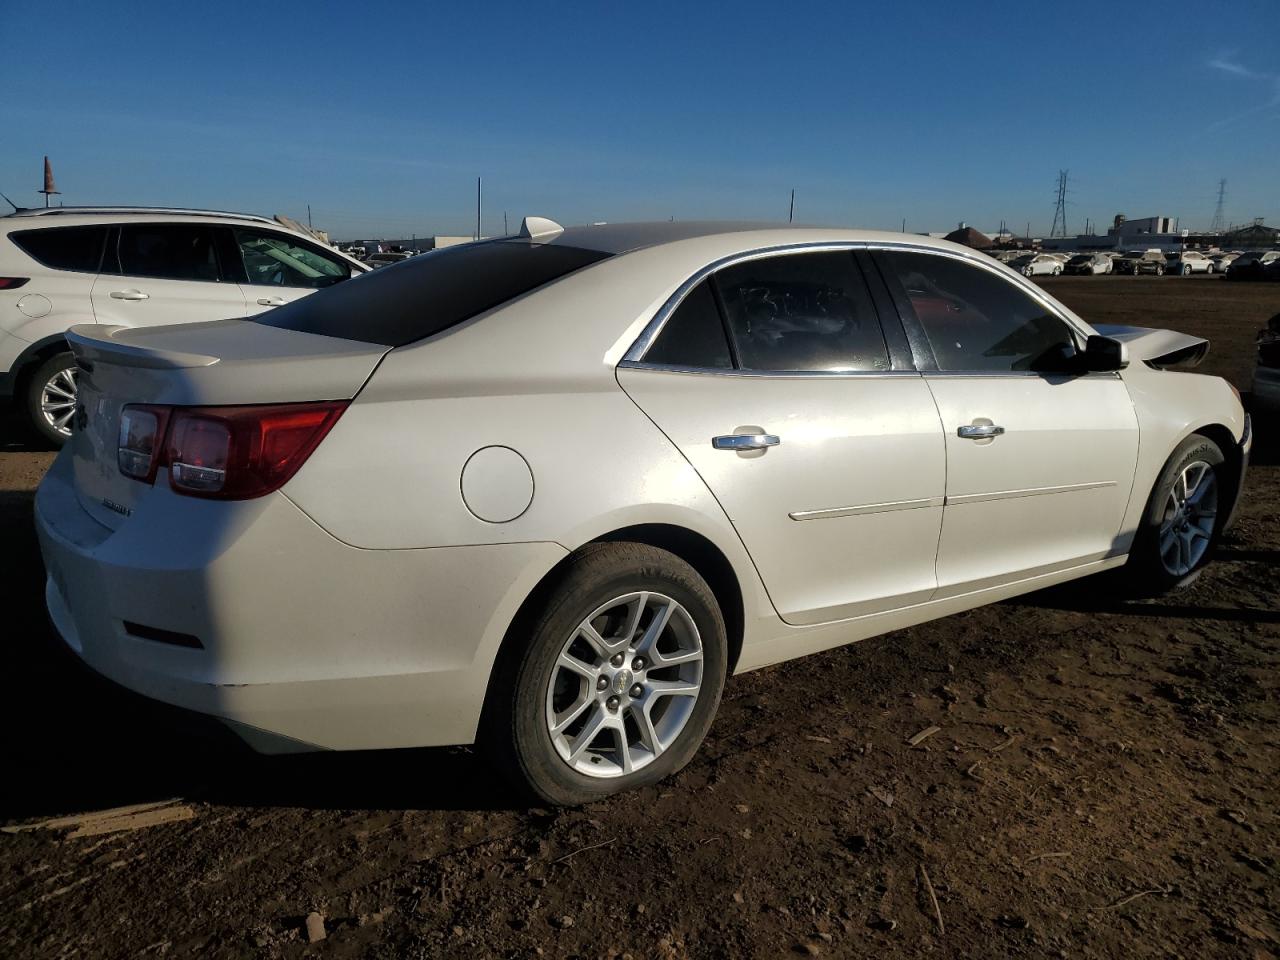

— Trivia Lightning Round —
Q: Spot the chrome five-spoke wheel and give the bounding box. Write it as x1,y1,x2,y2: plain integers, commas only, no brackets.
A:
1158,460,1217,577
546,591,703,778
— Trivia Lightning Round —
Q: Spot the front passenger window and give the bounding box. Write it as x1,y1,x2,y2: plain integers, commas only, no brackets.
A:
235,229,350,289
881,250,1078,372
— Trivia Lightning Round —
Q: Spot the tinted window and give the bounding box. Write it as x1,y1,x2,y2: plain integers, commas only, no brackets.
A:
235,229,350,288
256,239,611,347
10,226,107,273
644,280,732,368
115,224,220,281
715,252,888,372
883,250,1078,372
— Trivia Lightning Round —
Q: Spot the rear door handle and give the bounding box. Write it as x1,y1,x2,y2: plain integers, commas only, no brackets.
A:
108,289,149,301
256,296,287,306
712,433,780,451
957,424,1005,439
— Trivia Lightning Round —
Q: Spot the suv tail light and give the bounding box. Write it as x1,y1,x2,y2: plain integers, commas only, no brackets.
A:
0,277,30,290
118,401,347,499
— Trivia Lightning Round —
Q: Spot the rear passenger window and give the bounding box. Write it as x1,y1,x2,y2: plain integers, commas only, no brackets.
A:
114,224,220,282
10,226,107,273
881,250,1078,372
715,252,888,372
644,280,732,368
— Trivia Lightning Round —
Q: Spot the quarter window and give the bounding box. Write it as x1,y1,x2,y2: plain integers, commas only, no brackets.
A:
644,280,733,369
714,252,889,372
114,224,221,282
881,250,1078,372
235,229,350,288
10,226,108,273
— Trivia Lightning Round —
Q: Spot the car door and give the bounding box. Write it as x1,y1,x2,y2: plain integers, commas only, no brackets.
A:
874,248,1139,598
90,222,247,327
229,227,353,314
618,249,946,626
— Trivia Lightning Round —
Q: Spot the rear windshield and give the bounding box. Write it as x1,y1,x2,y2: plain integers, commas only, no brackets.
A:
256,239,611,347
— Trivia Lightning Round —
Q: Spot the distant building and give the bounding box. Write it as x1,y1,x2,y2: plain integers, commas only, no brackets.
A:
1223,219,1280,248
1039,213,1188,253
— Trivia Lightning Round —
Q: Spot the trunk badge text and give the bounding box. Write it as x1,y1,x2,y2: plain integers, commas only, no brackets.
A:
101,499,132,517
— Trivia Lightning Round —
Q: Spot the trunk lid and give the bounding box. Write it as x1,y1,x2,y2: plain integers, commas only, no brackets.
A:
66,319,389,530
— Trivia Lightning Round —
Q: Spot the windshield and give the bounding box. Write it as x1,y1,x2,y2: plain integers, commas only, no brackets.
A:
257,239,612,347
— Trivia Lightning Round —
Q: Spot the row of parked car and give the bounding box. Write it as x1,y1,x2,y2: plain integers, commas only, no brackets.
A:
994,248,1280,280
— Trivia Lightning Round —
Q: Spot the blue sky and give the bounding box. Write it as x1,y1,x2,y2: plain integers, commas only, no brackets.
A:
2,1,1277,240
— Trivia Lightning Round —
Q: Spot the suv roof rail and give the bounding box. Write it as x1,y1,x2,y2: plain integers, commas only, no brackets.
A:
5,206,279,226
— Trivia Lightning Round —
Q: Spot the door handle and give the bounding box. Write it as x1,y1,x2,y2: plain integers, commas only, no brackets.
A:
256,296,287,306
957,424,1005,440
108,289,149,301
712,433,780,451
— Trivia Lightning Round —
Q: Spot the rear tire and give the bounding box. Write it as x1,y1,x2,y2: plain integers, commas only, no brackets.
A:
1123,435,1226,595
482,543,728,806
24,352,78,448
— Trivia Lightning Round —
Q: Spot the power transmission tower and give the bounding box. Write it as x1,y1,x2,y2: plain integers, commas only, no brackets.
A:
1210,179,1227,233
1050,170,1069,238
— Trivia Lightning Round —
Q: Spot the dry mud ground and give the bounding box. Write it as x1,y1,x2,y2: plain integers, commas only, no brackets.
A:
0,276,1277,959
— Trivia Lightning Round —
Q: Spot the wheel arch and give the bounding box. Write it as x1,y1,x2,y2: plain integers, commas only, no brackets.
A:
1187,421,1245,525
8,333,73,402
477,522,747,736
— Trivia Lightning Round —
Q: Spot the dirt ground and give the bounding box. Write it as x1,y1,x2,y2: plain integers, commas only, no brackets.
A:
1,276,1277,959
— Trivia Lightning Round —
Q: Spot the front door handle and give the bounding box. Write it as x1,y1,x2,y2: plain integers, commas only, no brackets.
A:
713,433,780,451
108,289,149,301
957,424,1005,440
256,296,287,306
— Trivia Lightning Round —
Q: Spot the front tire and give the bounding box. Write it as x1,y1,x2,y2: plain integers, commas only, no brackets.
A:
483,543,728,805
24,352,78,448
1124,435,1226,594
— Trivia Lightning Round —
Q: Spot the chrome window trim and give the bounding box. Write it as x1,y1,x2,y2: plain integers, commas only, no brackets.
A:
621,239,1093,376
616,360,917,379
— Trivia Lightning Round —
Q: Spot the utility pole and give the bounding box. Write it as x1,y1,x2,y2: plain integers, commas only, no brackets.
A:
1050,170,1069,238
788,189,795,224
901,218,906,233
503,211,508,235
475,176,482,241
1210,179,1227,233
39,156,60,208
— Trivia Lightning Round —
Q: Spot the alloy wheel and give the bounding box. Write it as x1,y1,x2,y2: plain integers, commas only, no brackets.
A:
40,365,78,438
1158,460,1217,576
545,591,704,778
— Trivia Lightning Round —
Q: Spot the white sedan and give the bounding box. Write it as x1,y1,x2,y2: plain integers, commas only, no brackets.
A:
36,220,1251,804
1009,253,1063,277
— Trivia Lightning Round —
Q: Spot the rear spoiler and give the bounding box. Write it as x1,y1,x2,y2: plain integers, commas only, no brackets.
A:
1091,324,1209,370
66,324,220,370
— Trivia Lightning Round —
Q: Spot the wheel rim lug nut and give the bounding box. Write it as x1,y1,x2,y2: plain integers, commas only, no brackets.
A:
632,657,645,670
610,654,624,667
606,696,620,711
630,684,643,698
597,676,609,691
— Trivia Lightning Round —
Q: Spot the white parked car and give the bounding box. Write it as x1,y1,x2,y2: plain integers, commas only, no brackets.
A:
0,207,369,444
1009,253,1063,277
1064,253,1113,275
1165,250,1215,275
36,220,1250,804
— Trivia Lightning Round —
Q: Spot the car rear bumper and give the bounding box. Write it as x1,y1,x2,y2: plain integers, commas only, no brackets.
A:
35,450,566,753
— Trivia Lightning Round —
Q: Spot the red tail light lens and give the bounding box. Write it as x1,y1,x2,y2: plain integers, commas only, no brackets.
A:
119,401,347,499
0,277,30,290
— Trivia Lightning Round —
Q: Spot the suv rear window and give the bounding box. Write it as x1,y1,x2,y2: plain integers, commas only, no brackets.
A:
10,226,108,273
256,239,611,347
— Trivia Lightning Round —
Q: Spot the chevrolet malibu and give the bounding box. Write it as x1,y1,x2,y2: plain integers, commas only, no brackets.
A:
37,220,1251,805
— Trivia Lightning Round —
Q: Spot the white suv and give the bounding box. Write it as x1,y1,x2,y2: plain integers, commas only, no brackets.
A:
0,207,369,444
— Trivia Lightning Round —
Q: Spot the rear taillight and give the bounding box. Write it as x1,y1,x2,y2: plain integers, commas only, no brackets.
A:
119,401,347,499
118,405,171,483
0,277,29,289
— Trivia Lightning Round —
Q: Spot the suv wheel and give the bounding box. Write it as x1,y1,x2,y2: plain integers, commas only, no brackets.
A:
484,543,728,805
1155,265,1165,276
1182,263,1192,276
24,352,78,447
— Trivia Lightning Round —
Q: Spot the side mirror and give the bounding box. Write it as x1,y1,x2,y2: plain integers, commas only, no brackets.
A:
1083,335,1129,372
